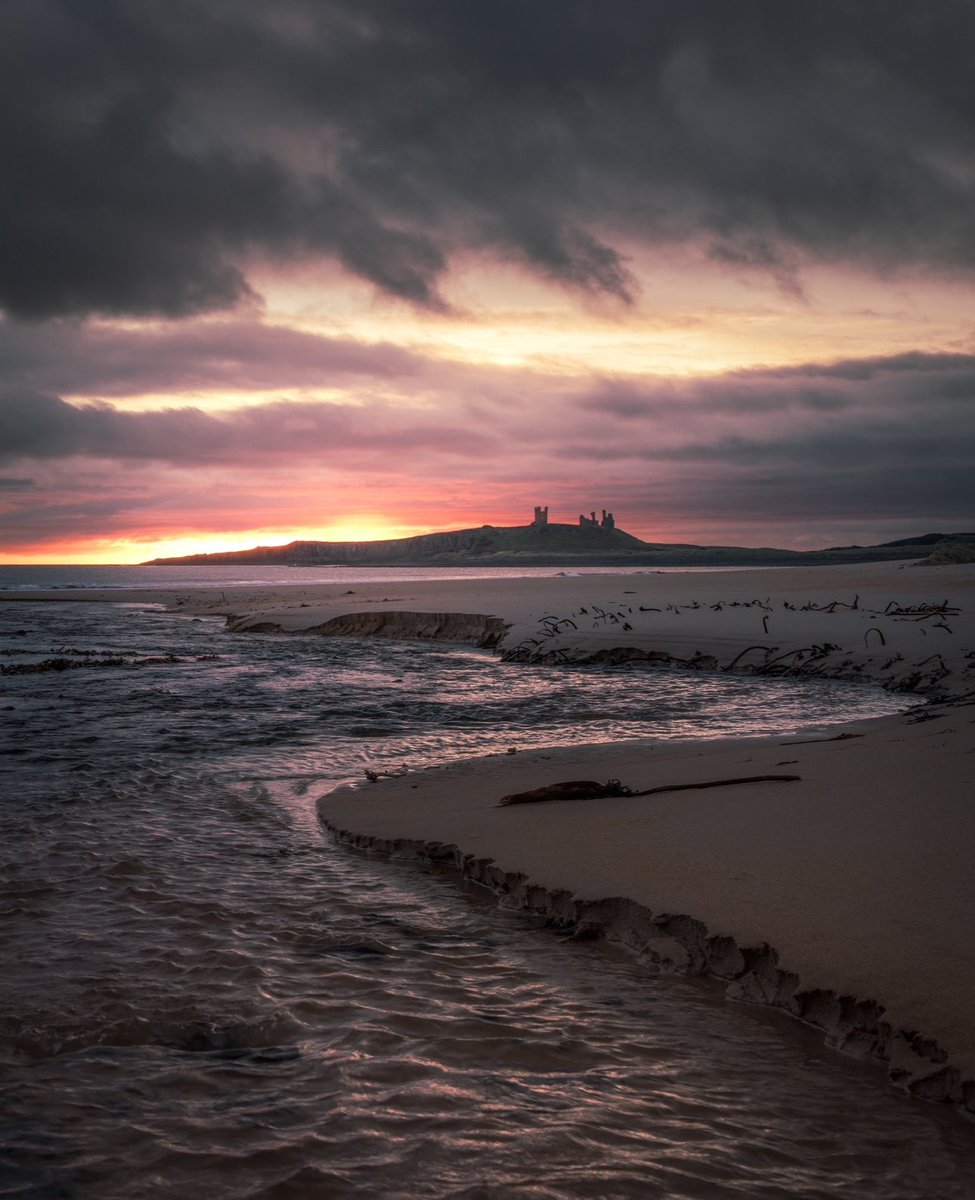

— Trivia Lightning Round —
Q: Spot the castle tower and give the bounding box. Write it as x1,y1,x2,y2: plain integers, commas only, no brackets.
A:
579,508,615,528
533,505,549,528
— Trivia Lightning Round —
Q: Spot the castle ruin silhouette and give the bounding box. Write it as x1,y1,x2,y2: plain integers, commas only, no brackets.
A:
532,505,614,529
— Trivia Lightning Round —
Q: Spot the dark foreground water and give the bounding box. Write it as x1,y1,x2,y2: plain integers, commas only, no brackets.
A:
1,600,972,1199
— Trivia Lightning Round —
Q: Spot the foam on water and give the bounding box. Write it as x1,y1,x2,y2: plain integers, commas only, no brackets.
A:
1,600,972,1198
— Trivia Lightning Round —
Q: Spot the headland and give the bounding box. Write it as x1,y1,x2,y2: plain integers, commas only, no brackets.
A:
141,507,975,569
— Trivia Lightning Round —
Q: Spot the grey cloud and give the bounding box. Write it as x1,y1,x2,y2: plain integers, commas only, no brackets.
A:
0,493,156,546
561,352,975,526
0,391,87,460
3,1,975,319
578,353,975,424
0,318,424,397
663,464,972,523
620,465,972,532
0,389,498,466
757,351,975,381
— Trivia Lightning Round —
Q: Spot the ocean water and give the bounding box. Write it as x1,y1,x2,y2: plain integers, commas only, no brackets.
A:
1,591,973,1198
0,562,777,593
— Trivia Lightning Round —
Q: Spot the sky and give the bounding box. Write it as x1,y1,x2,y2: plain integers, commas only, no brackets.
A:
1,1,974,563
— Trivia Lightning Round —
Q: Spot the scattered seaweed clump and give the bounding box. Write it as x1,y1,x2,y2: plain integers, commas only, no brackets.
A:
0,652,220,675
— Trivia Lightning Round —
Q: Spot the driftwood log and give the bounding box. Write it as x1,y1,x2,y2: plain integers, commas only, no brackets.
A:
497,775,801,807
497,780,609,806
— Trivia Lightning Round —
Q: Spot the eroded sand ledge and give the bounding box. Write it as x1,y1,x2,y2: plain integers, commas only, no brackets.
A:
326,826,969,1109
227,609,509,648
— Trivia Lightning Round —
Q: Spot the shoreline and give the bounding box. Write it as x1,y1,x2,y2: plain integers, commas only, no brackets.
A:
7,559,974,1111
10,558,967,687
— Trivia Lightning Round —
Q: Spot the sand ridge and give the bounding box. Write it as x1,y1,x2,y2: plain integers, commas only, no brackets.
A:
191,559,975,703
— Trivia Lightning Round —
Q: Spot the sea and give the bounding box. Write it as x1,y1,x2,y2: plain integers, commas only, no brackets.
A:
2,565,974,1199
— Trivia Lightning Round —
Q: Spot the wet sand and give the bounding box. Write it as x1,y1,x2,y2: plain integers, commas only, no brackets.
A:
9,559,975,1109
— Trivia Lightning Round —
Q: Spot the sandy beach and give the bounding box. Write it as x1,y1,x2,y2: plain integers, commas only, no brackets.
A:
10,559,975,1111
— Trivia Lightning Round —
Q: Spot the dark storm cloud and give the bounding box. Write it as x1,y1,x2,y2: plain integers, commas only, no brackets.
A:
3,0,975,319
0,318,423,397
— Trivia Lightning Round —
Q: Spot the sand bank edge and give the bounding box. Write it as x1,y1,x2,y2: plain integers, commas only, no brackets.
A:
321,817,975,1116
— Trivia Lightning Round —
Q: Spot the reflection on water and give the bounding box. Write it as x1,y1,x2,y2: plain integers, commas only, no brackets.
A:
1,602,971,1199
